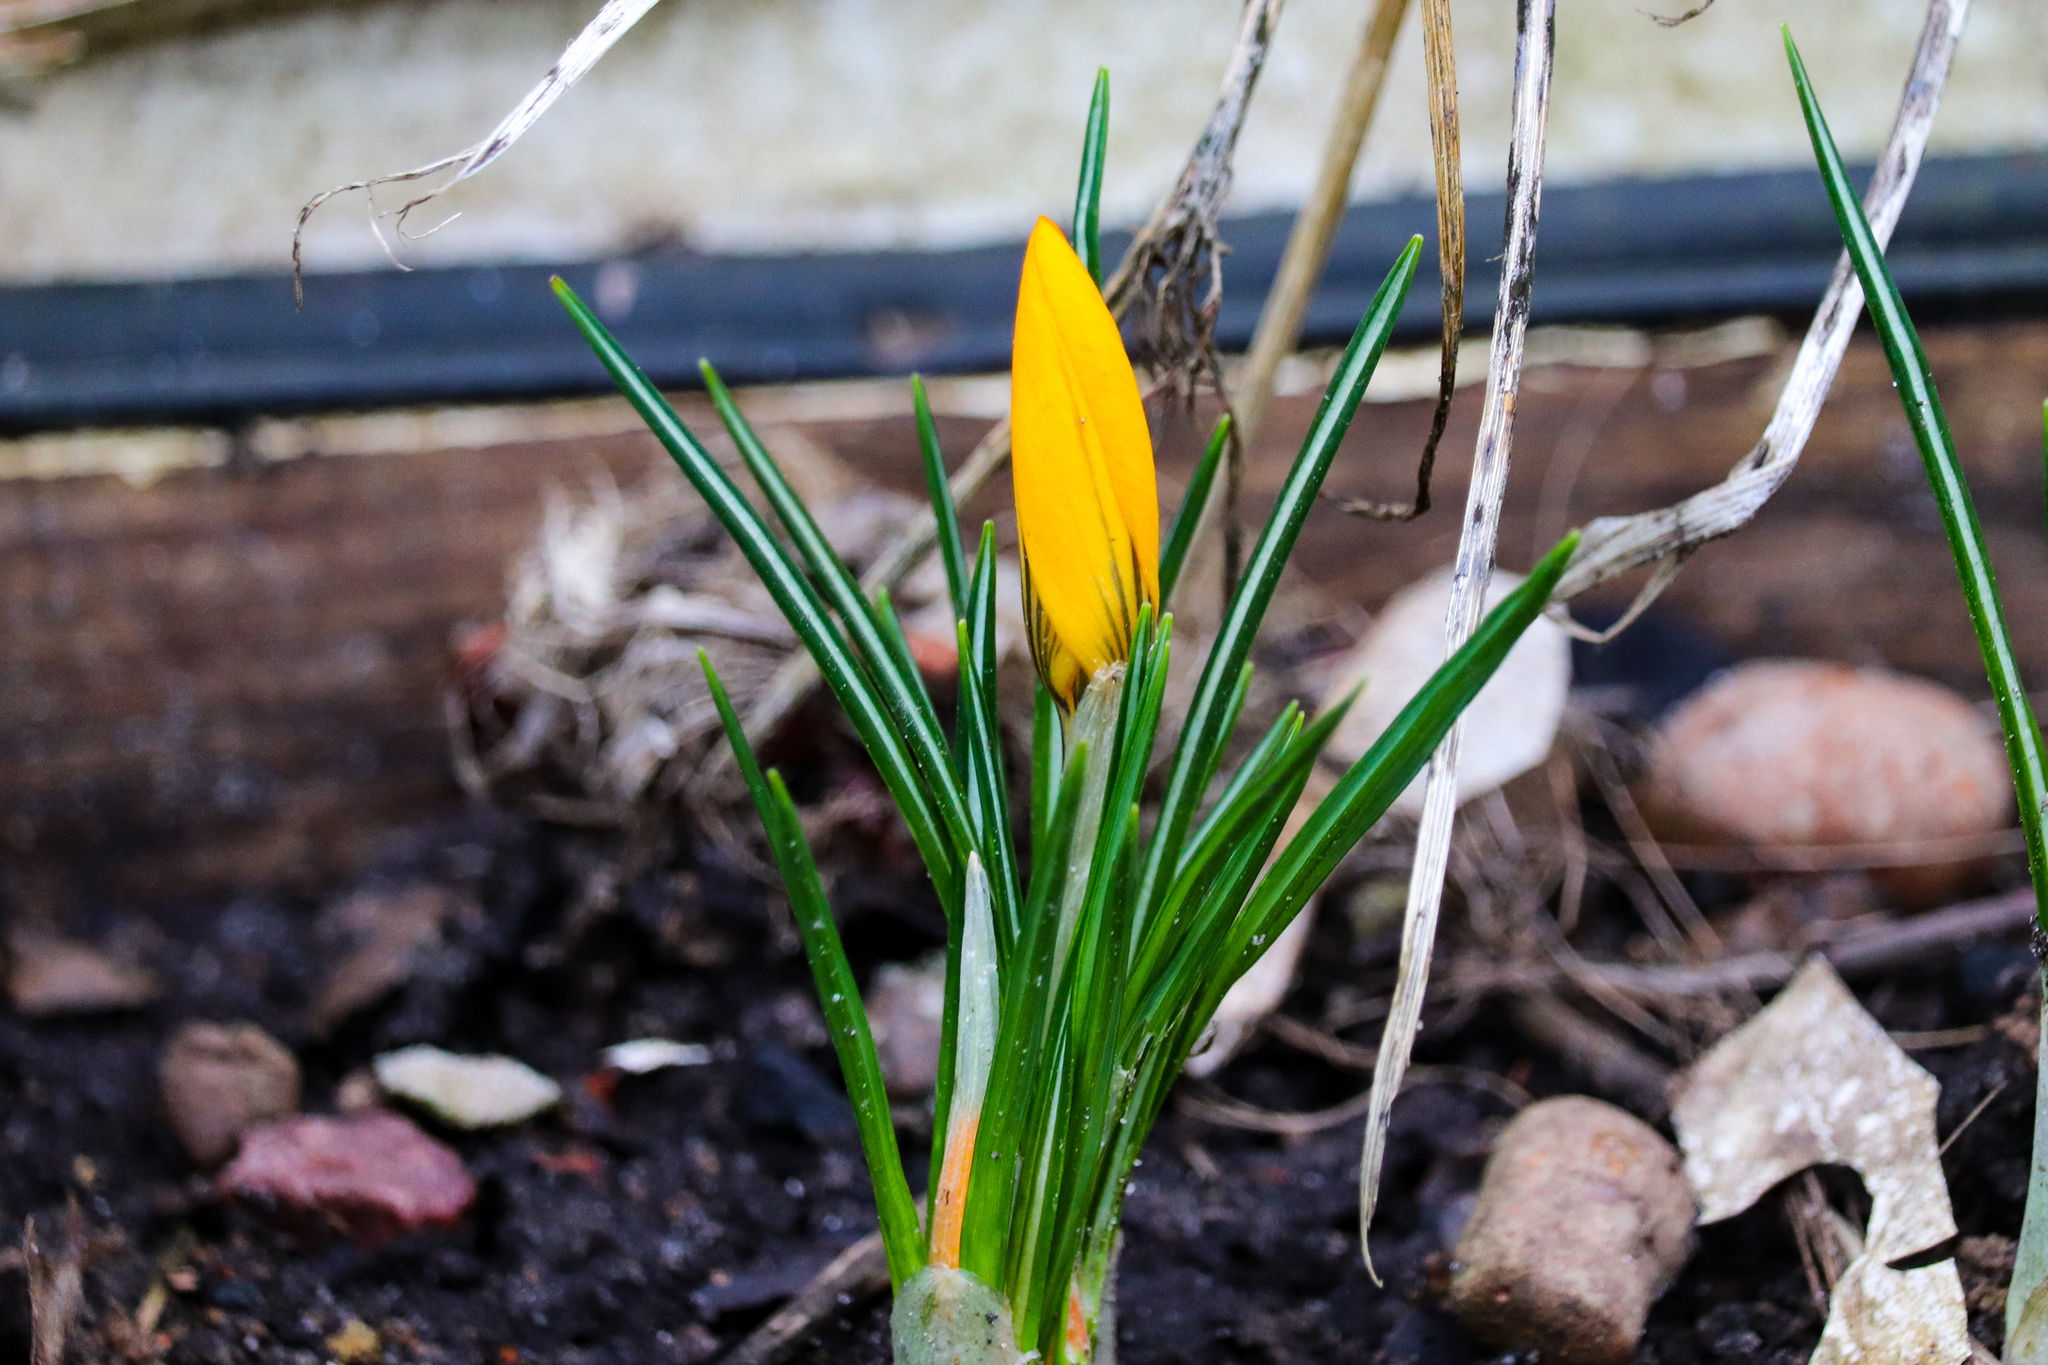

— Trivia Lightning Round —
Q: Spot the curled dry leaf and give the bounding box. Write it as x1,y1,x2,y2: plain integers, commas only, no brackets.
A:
1328,567,1570,819
1671,958,1968,1365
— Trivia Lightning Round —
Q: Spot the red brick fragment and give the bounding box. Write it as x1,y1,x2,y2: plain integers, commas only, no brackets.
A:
219,1112,475,1245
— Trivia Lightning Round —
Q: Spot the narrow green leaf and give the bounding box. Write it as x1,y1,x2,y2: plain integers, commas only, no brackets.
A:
700,359,973,876
1786,34,2048,1352
870,587,950,763
1786,32,2048,925
1241,532,1578,955
1072,68,1111,286
1160,414,1230,605
914,374,971,622
1134,237,1424,947
1184,697,1303,860
552,280,958,895
1130,712,1327,1027
701,655,923,1287
1007,1021,1073,1344
1030,682,1064,857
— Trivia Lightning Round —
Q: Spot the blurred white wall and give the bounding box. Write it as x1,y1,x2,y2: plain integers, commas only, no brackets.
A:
0,0,2041,282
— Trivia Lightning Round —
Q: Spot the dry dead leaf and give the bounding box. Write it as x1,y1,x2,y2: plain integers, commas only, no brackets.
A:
1328,566,1570,818
1672,958,1968,1365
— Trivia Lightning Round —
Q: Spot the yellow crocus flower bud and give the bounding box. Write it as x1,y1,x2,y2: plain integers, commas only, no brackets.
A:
1010,217,1160,710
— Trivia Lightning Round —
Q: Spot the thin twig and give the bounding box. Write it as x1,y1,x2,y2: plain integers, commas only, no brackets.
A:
721,1231,892,1365
1180,1065,1527,1136
1547,751,1589,934
1459,887,2037,1001
1103,0,1287,599
1102,0,1284,383
1530,363,1639,561
1506,993,1672,1117
1938,1079,2008,1157
1357,0,1555,1281
1643,0,1717,26
1550,0,1970,614
1654,829,2027,873
1263,1012,1378,1071
1575,720,1720,956
292,0,664,305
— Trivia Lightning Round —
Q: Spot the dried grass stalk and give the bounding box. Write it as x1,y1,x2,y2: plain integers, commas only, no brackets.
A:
1356,0,1555,1278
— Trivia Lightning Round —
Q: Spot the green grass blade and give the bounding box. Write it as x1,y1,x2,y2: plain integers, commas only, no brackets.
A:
1072,68,1110,286
701,655,922,1287
553,280,958,895
956,527,1022,948
1031,682,1064,857
700,359,973,869
1130,710,1329,1024
1183,698,1302,857
868,587,949,758
1160,414,1230,605
1786,34,2048,1354
1787,33,2048,922
913,374,971,621
1133,236,1424,945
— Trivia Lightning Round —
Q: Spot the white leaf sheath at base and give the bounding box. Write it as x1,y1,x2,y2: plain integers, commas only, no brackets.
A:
929,856,1000,1267
892,1267,1028,1365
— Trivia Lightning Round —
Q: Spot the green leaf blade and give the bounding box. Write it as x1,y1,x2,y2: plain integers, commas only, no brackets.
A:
701,655,923,1288
1072,68,1111,286
914,374,972,621
1159,414,1230,607
1133,236,1424,947
552,279,961,897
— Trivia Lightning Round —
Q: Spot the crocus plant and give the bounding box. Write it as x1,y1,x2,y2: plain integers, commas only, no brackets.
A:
552,79,1577,1365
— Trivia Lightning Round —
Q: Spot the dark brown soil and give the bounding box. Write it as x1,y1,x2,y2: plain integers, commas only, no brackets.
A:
1,746,2035,1365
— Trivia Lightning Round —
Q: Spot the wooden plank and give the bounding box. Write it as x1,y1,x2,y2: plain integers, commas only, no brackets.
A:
4,322,2045,911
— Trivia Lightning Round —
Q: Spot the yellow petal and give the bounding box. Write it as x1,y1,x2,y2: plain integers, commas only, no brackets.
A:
1010,217,1159,707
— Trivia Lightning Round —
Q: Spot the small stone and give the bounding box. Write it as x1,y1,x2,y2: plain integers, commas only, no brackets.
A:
601,1038,712,1074
220,1111,475,1244
334,1068,383,1114
1641,660,2011,905
866,954,946,1099
6,931,160,1016
325,1319,381,1365
373,1045,561,1129
310,884,481,1036
160,1021,302,1168
1449,1096,1695,1365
